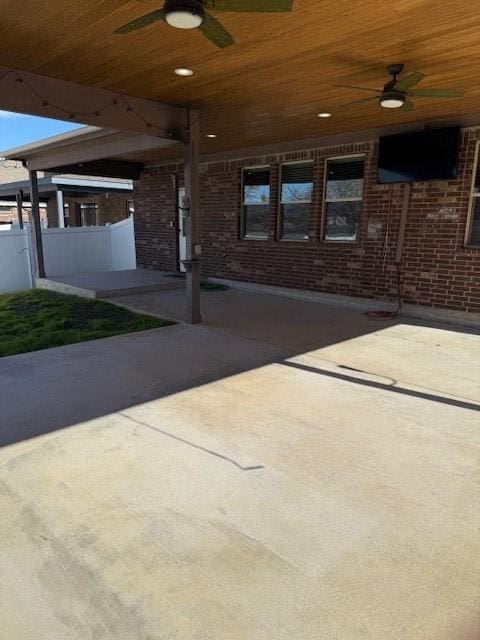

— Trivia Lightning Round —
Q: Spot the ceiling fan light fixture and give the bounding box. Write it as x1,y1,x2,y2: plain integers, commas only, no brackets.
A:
379,91,405,109
165,1,204,29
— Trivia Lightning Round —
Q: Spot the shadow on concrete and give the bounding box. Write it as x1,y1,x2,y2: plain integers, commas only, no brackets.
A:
0,287,478,448
282,361,480,413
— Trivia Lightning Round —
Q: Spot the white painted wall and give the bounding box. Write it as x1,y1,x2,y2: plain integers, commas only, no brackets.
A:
0,217,136,293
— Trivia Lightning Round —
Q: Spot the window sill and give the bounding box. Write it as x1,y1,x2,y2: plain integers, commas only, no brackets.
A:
279,237,309,242
321,238,359,245
242,235,269,241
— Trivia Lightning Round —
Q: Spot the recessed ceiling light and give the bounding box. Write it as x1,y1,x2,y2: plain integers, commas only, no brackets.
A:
174,67,193,77
318,112,332,118
206,133,217,138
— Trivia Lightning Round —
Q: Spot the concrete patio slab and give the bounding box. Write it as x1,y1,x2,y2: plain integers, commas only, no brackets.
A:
0,288,479,640
36,268,184,299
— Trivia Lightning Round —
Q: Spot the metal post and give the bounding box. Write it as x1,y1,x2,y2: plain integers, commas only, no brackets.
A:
28,169,46,279
15,189,24,229
56,188,65,228
183,110,201,324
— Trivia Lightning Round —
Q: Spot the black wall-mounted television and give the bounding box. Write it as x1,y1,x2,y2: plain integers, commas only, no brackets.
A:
377,126,460,184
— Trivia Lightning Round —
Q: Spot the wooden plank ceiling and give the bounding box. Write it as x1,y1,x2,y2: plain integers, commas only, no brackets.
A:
0,0,479,158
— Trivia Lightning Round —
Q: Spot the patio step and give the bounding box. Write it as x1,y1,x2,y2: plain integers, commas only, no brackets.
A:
36,269,184,299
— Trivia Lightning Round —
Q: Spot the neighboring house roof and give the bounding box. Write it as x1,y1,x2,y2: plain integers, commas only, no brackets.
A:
0,172,133,201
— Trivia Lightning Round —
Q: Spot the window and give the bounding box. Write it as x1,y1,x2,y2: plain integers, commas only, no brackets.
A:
467,146,480,246
279,162,313,240
323,157,365,241
242,167,270,239
80,203,98,226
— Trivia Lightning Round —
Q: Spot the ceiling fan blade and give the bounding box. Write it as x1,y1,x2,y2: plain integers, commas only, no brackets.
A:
401,98,414,112
114,9,165,34
204,0,292,11
199,11,234,47
395,70,425,91
339,95,379,108
334,84,382,94
408,87,464,98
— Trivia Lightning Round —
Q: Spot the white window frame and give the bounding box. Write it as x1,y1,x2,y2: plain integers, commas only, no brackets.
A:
322,153,365,242
241,165,270,240
279,160,314,241
465,140,480,247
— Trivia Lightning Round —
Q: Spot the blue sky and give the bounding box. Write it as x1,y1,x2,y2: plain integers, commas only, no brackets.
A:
0,110,81,153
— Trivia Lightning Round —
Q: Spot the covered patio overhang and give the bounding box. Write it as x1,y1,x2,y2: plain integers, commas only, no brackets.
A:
0,69,202,323
0,0,479,325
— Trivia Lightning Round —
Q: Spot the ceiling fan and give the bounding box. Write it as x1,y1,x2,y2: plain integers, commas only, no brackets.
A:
335,64,465,111
114,0,293,48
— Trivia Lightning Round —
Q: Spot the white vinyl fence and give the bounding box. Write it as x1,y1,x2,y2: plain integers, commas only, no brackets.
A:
0,216,136,293
0,229,32,292
109,216,137,271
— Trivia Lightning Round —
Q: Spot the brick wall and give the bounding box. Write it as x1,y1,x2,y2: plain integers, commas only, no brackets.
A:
133,128,480,314
134,166,179,271
46,193,130,227
0,160,32,184
0,203,47,226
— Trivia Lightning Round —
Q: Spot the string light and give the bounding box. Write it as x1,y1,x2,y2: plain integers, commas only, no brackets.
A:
0,69,164,135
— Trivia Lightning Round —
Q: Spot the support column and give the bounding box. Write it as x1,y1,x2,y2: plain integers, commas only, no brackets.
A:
56,188,65,228
183,109,201,324
15,189,24,229
28,169,46,279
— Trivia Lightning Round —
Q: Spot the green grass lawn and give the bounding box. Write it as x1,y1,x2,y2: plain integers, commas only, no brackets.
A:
0,289,174,357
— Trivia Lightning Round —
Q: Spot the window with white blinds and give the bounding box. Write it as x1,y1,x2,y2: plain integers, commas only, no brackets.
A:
323,157,365,241
467,147,480,246
241,167,270,239
279,161,313,240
